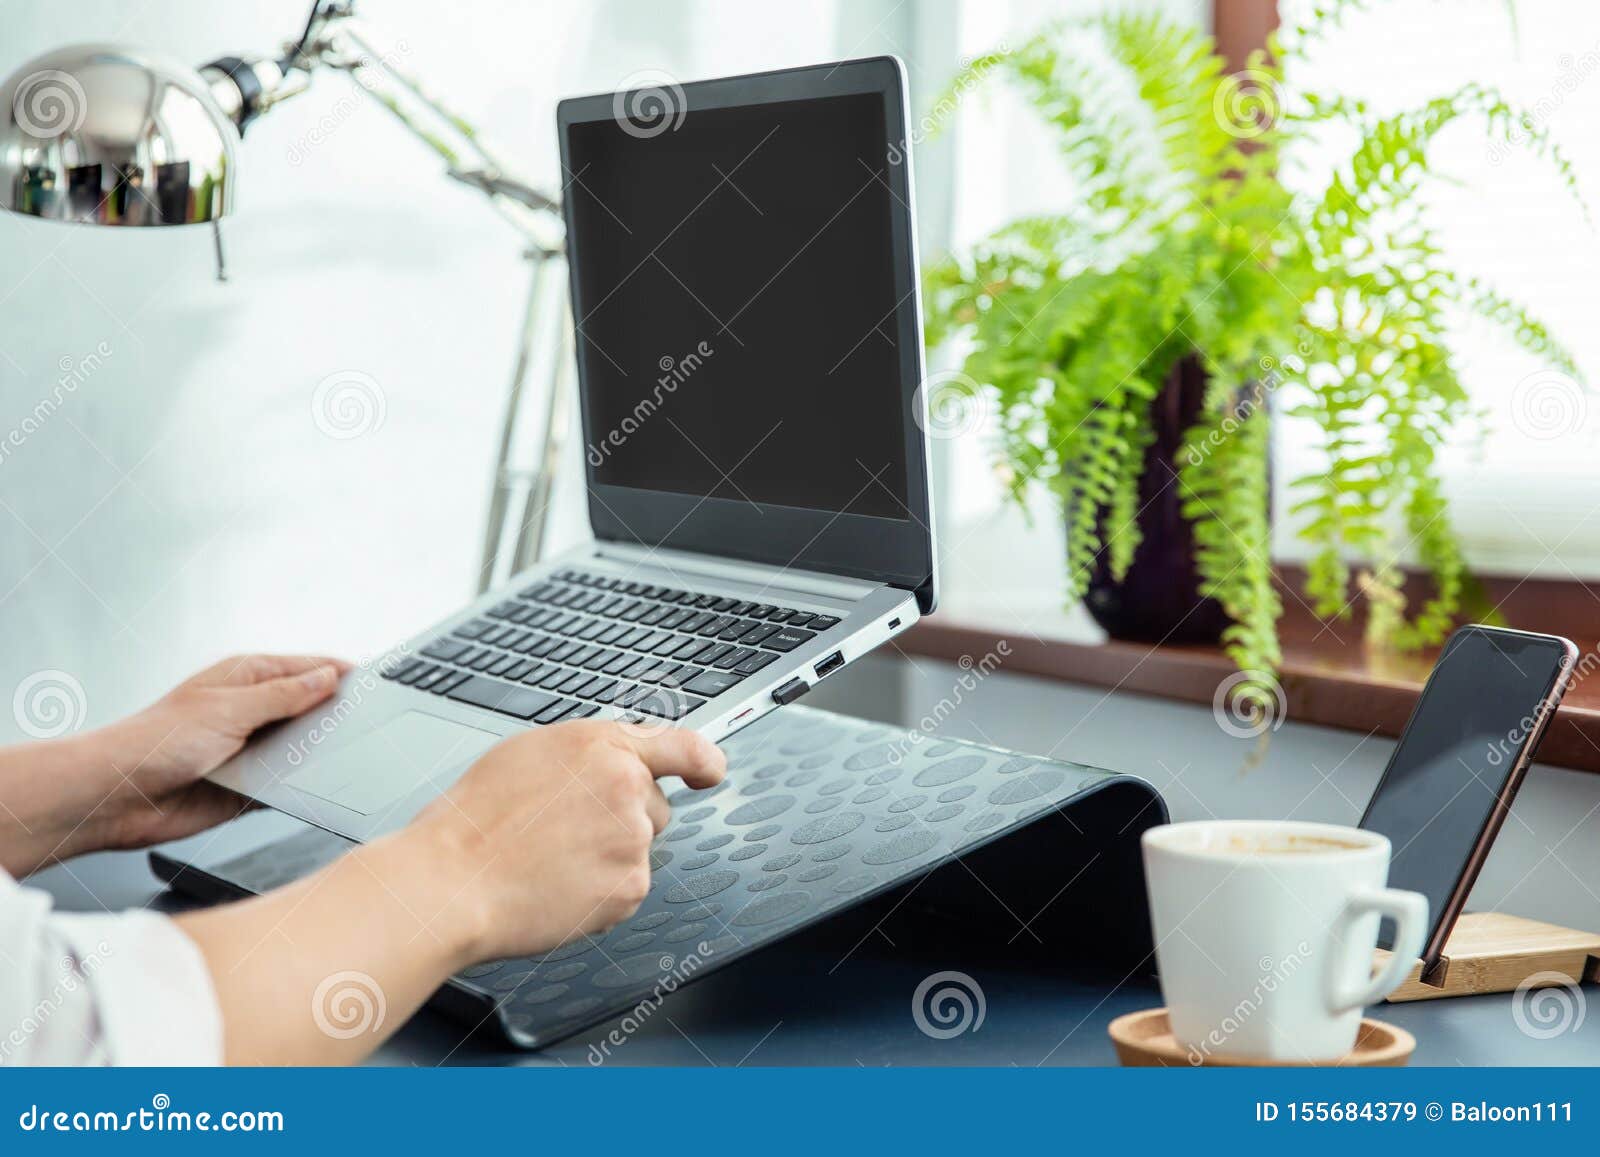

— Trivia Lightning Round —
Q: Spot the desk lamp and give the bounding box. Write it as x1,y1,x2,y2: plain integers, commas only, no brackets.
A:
0,0,568,588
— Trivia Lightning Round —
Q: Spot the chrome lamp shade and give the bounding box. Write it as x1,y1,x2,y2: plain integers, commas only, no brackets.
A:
0,44,238,226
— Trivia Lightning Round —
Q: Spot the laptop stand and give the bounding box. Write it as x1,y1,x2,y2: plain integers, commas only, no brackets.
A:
151,705,1167,1049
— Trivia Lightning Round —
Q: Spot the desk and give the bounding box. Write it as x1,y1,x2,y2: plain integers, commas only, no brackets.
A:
32,808,1600,1067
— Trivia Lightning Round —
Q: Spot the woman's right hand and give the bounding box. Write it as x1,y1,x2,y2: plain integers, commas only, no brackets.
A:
409,719,727,963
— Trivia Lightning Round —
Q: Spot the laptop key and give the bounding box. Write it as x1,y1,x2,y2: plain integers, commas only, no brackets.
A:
634,691,705,721
556,670,594,694
447,677,561,720
764,627,816,652
399,662,437,686
615,684,652,709
734,651,779,675
384,658,423,682
739,623,780,646
695,643,734,666
412,666,451,691
682,670,742,698
452,619,494,640
672,638,714,661
568,704,602,719
787,612,815,628
469,650,502,671
430,670,470,695
713,647,756,670
621,657,658,680
537,666,573,690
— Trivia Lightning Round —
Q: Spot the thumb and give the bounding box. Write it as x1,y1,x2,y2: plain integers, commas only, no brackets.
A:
229,664,341,731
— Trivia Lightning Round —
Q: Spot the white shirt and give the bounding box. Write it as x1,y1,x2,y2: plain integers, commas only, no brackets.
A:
0,867,223,1065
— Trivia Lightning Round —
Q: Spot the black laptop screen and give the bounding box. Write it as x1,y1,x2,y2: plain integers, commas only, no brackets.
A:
566,92,910,521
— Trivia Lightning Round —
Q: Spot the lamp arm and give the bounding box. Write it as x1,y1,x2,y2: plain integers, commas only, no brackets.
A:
204,4,562,247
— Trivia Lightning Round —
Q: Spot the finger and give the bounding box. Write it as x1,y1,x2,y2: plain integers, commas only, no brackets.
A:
643,780,670,834
229,664,342,731
162,781,259,841
614,725,726,788
205,654,354,688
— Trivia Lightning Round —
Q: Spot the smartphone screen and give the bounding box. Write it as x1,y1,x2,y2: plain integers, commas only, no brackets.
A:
1360,626,1573,963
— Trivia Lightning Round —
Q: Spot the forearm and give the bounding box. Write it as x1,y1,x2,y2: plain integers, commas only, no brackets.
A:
0,728,125,877
175,820,488,1065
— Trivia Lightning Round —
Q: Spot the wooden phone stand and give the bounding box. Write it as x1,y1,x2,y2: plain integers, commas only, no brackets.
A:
1376,911,1600,1002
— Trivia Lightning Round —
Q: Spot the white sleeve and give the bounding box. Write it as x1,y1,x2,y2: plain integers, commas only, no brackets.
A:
0,867,223,1066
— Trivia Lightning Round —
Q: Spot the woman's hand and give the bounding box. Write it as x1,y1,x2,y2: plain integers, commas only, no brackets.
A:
91,654,352,850
178,718,727,1064
0,654,348,875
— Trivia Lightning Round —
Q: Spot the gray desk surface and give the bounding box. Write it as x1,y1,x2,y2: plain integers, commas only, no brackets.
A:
31,808,1599,1068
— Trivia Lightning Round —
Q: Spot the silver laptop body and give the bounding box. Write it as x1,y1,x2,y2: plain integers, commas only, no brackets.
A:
211,57,938,841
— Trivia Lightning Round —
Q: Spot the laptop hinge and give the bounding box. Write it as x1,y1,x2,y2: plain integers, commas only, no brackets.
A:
590,542,882,602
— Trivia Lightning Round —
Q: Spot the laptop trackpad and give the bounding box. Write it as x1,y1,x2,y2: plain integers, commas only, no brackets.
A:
285,711,500,815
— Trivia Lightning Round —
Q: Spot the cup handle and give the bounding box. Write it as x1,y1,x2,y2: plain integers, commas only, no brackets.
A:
1326,887,1429,1012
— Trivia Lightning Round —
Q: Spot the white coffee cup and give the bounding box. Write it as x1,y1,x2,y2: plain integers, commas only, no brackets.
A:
1141,820,1427,1062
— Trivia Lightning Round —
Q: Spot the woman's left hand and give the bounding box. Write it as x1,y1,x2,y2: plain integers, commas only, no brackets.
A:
84,654,351,852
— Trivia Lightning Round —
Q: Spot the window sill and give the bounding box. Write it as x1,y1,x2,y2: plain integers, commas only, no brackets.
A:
901,570,1600,777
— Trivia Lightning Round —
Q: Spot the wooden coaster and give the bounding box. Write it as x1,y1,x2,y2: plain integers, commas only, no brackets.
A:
1109,1008,1415,1067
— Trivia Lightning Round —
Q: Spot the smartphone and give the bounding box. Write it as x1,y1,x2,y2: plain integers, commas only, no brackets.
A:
1359,624,1577,973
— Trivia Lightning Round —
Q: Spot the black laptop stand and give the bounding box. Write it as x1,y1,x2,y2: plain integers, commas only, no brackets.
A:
151,706,1167,1049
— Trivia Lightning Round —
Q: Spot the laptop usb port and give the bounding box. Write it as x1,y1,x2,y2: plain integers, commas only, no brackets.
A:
813,650,845,680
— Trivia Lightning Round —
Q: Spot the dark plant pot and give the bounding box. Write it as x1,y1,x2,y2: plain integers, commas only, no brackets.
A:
1080,355,1240,644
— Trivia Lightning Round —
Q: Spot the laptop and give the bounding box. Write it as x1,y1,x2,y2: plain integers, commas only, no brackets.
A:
209,57,938,842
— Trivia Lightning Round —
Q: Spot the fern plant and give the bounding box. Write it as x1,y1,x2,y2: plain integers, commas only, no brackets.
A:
923,4,1584,709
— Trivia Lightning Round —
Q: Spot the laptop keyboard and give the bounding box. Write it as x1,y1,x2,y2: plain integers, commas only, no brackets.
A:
380,568,842,726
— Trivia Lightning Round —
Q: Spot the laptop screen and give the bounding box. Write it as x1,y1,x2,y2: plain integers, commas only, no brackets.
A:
565,91,910,521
